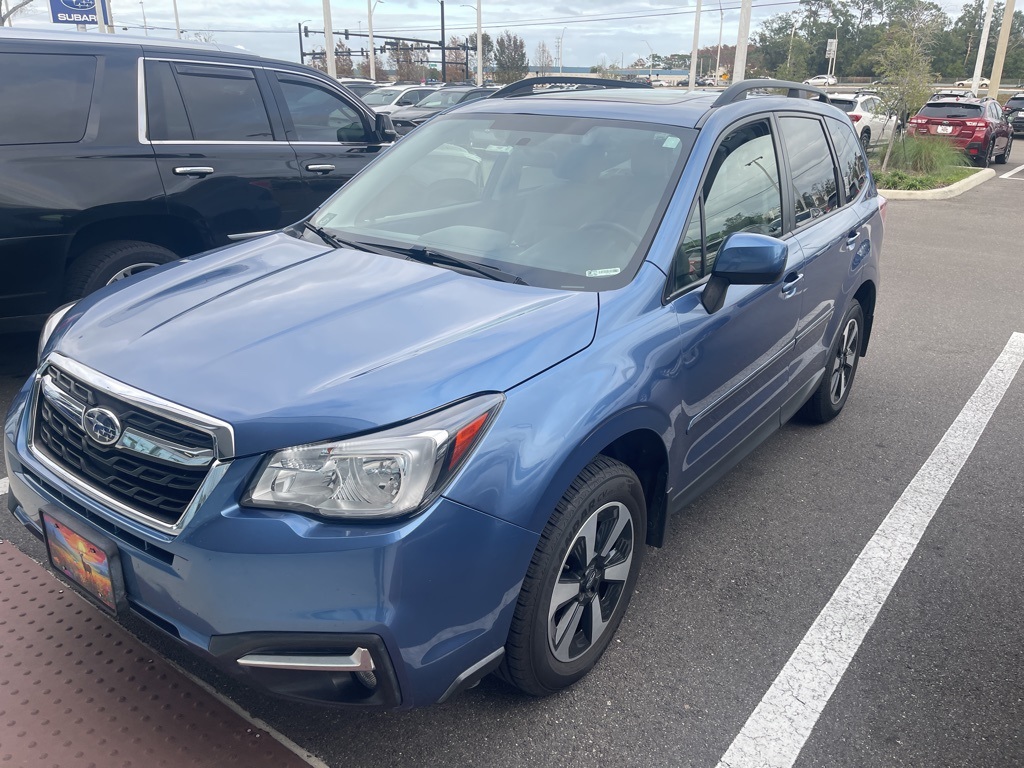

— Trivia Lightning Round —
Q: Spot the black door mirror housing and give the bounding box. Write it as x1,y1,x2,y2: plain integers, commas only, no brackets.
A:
375,113,399,142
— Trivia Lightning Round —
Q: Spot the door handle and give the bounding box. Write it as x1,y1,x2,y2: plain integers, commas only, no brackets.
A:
173,166,214,177
305,164,336,174
781,272,804,297
845,229,861,248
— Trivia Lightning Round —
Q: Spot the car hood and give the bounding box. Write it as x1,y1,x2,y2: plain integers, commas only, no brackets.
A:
55,233,598,456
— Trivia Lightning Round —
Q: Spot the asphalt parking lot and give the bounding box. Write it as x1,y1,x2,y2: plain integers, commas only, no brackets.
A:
2,148,1022,767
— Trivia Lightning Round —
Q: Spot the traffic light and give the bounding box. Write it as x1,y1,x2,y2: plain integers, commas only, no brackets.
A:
344,29,349,40
303,25,309,38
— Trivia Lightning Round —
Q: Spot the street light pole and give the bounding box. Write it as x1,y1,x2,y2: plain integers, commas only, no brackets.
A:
367,0,381,82
716,1,723,83
439,0,446,83
559,26,566,73
733,0,753,82
475,1,482,85
971,0,996,93
323,0,336,78
643,40,654,81
171,0,181,38
688,0,702,91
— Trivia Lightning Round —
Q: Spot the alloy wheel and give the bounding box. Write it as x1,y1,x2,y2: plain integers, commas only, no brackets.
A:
547,501,634,663
829,316,860,406
106,262,161,284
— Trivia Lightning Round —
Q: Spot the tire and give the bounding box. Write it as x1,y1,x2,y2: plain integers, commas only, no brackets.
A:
64,239,178,301
995,135,1012,164
798,299,864,424
975,139,993,168
859,128,871,151
498,456,646,697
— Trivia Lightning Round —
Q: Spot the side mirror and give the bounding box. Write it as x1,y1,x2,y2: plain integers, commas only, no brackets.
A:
701,232,788,314
375,113,399,142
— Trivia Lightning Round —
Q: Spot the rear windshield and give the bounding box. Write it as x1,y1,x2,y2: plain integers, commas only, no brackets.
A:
1006,97,1024,110
830,99,856,113
361,88,403,106
917,103,983,119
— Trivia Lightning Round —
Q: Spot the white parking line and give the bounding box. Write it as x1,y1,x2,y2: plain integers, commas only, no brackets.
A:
0,477,8,496
999,164,1024,179
718,331,1024,768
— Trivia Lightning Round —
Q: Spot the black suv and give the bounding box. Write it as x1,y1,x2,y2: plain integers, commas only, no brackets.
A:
0,29,396,331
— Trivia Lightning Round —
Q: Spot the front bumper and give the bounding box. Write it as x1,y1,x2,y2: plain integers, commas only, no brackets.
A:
4,380,537,709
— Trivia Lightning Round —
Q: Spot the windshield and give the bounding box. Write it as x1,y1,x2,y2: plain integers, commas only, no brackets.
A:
918,103,983,119
415,90,471,108
309,112,694,291
361,88,403,106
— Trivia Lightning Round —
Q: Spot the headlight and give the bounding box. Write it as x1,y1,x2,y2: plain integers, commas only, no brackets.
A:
38,302,77,363
244,393,503,520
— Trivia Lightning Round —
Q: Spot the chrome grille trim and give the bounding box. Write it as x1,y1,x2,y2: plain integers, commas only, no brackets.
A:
28,354,236,536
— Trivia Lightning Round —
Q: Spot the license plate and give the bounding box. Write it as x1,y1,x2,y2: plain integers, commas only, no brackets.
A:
41,505,125,615
936,125,953,134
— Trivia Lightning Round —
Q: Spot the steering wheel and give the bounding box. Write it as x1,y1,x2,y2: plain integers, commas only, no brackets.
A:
577,221,639,244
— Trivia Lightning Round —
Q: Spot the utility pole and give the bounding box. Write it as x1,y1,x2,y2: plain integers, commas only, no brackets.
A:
688,0,702,91
559,26,566,73
439,0,446,82
987,0,1016,97
171,0,181,38
323,0,337,78
139,0,148,35
367,0,376,81
970,0,995,93
732,0,752,82
716,1,723,83
475,1,483,85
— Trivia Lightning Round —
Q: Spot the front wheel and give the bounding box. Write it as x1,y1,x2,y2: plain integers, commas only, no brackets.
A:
498,456,646,696
798,300,864,424
859,128,871,151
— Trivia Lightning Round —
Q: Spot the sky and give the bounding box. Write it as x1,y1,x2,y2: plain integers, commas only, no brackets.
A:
11,0,967,72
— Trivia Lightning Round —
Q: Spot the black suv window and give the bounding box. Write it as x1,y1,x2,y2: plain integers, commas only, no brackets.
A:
670,119,782,293
824,116,867,202
171,63,273,141
275,74,369,143
0,53,96,145
779,116,839,226
144,61,191,141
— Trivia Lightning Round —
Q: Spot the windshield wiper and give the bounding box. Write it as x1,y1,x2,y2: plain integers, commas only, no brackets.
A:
302,222,396,256
403,246,528,285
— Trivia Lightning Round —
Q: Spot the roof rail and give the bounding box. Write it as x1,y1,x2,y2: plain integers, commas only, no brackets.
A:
710,79,831,108
487,75,651,100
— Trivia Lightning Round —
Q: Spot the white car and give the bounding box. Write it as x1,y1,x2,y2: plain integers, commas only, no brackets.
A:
360,85,440,114
955,76,989,87
804,74,838,87
828,91,901,149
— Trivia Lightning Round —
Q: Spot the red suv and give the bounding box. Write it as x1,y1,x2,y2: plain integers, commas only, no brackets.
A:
907,98,1013,166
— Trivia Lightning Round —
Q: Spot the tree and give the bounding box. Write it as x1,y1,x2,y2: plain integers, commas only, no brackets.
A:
445,35,471,81
1,0,34,26
356,53,386,80
876,0,942,169
388,43,430,82
311,41,355,78
535,41,554,75
467,32,494,78
493,30,528,84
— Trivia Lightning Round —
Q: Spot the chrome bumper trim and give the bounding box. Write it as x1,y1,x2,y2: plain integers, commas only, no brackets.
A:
237,648,376,673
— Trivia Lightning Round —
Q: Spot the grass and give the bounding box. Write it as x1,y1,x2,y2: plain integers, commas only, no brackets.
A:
870,134,978,190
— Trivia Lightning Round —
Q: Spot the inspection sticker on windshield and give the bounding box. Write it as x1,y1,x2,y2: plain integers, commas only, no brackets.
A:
586,268,621,278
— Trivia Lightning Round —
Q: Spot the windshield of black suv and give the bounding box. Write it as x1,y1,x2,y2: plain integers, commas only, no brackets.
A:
918,103,984,118
309,112,695,291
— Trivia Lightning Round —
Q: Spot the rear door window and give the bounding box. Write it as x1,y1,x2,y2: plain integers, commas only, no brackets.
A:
0,53,96,145
825,117,868,202
171,63,274,141
778,116,840,226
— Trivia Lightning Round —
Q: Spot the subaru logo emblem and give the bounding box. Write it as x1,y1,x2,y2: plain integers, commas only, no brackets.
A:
82,407,122,446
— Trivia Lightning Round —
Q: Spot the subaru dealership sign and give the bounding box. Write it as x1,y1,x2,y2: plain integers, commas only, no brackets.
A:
48,0,110,25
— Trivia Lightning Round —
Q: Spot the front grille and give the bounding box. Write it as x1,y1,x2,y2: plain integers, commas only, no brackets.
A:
33,365,214,528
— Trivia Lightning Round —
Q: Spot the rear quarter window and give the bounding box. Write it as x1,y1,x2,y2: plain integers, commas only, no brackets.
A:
0,53,97,145
825,116,868,202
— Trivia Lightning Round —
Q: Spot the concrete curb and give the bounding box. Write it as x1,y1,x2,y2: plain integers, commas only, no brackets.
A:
878,167,996,200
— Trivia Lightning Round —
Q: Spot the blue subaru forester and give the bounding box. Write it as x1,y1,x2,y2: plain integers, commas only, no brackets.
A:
4,80,883,709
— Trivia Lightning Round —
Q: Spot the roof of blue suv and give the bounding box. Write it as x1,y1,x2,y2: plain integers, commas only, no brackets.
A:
453,81,835,131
